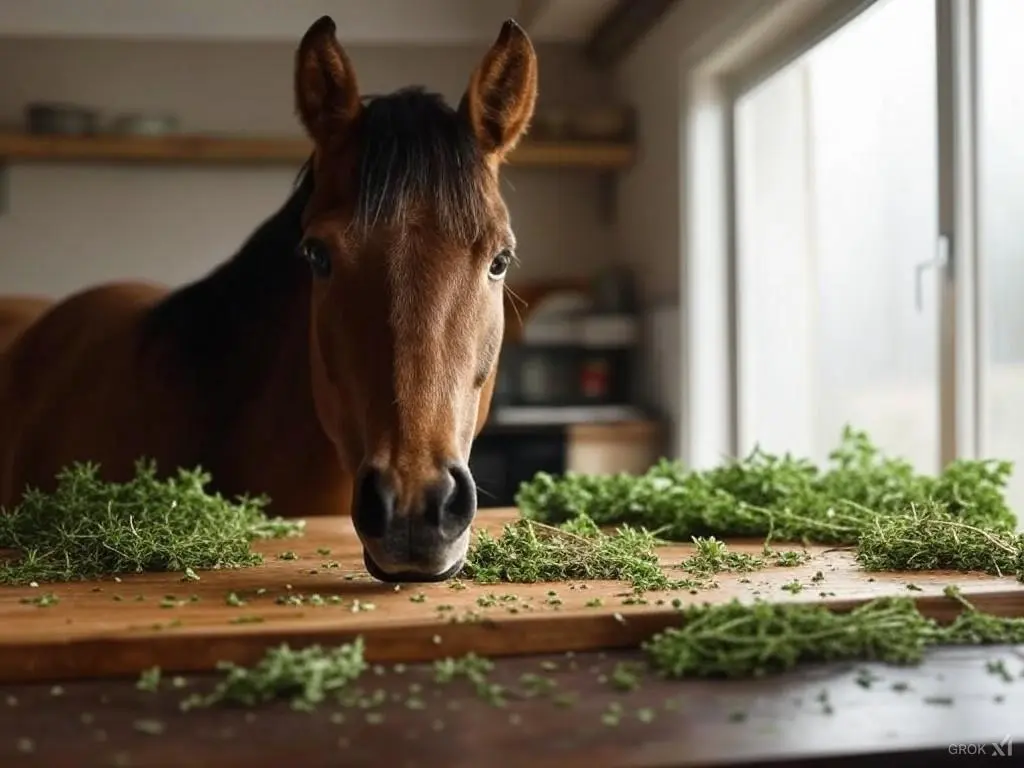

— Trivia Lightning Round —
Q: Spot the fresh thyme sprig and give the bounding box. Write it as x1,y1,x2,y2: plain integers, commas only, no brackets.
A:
643,587,1024,680
0,460,304,585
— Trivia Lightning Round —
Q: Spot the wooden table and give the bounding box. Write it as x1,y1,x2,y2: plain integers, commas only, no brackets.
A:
2,643,1021,767
3,506,1023,766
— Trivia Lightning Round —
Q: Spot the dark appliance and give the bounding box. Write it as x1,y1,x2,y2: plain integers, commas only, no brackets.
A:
468,425,567,509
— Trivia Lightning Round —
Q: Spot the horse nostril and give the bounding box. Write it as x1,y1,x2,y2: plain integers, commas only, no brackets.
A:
426,462,476,534
352,466,393,539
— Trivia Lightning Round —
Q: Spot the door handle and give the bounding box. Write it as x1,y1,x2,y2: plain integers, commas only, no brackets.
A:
915,234,951,311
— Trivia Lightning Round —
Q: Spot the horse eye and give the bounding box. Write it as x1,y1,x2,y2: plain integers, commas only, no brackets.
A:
488,249,512,281
298,238,332,278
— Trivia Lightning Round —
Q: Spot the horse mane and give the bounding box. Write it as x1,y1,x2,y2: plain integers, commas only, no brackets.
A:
351,86,489,244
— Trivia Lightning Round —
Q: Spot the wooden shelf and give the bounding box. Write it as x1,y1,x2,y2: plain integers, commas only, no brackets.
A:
0,132,635,171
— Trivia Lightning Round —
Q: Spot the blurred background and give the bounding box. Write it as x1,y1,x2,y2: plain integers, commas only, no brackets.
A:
0,0,1022,518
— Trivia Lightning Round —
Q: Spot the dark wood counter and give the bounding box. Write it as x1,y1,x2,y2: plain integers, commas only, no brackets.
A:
2,644,1021,767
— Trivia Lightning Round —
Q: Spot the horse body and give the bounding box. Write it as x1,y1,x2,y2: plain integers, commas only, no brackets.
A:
1,195,344,519
0,296,52,352
0,15,538,583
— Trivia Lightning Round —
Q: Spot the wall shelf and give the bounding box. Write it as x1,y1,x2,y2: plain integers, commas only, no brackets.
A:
0,132,636,171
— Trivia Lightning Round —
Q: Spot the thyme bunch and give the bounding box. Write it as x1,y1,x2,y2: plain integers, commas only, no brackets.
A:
856,507,1024,580
463,517,671,591
0,460,304,585
516,426,1017,552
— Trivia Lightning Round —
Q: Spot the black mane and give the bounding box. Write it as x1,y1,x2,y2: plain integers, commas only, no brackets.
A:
352,86,488,244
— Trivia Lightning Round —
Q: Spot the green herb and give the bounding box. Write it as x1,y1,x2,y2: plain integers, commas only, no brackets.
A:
19,592,59,607
137,666,162,692
225,592,247,607
277,551,299,561
986,659,1013,683
681,537,809,578
643,587,1024,680
856,508,1024,581
462,516,671,591
601,702,623,726
636,707,656,723
608,661,645,692
133,719,166,735
182,639,367,712
433,654,505,706
0,460,304,585
516,427,1015,547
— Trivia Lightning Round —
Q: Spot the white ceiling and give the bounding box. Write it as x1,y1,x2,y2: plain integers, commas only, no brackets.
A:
0,0,619,44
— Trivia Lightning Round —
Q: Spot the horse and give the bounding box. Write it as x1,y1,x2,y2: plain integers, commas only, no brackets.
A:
0,296,51,351
0,15,538,583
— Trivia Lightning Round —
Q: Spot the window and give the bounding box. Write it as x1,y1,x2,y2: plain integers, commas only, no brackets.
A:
683,0,1024,521
732,0,940,471
978,0,1024,514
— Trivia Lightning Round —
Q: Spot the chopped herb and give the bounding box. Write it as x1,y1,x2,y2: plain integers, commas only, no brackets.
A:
183,639,366,712
19,592,59,607
133,719,166,735
608,661,645,692
225,592,247,607
680,536,810,582
137,667,161,692
986,659,1013,682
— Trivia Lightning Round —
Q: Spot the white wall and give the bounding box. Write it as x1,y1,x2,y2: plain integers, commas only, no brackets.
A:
0,38,616,298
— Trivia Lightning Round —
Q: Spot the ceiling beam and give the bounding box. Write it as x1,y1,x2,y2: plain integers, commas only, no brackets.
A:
583,0,680,69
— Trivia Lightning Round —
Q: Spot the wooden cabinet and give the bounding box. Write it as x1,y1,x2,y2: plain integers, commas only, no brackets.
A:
565,420,662,475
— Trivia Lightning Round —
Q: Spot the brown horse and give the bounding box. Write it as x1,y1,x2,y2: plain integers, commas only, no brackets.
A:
0,16,538,583
0,296,51,351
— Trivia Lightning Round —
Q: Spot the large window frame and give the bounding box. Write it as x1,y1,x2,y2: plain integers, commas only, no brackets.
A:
679,0,980,469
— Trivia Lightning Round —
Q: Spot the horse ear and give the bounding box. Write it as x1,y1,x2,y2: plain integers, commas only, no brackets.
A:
460,19,538,160
295,16,361,146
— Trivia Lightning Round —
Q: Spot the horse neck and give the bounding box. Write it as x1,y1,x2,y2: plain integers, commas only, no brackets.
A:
144,181,331,468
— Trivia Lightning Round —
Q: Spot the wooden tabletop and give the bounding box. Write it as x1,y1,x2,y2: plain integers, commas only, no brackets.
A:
2,643,1021,767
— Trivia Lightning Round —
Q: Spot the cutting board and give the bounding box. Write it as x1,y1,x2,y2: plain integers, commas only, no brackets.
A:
1,507,1023,684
